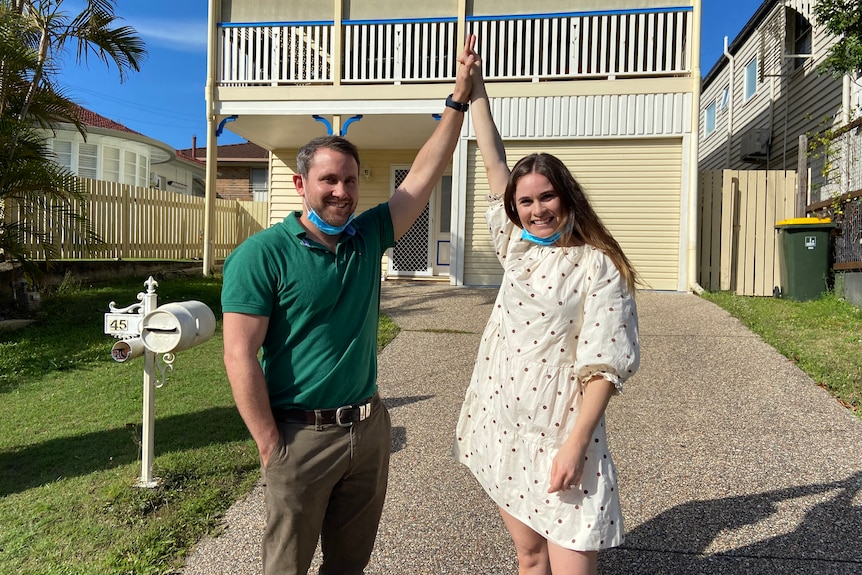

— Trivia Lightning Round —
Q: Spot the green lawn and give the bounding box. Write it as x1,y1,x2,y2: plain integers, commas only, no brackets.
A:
0,274,399,574
701,290,862,414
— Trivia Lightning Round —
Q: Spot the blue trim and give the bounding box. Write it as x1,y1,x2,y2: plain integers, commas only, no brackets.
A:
465,7,692,21
313,115,333,135
340,115,363,136
219,21,333,28
216,115,237,137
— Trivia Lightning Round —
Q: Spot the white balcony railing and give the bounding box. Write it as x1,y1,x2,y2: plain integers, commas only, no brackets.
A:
218,9,692,87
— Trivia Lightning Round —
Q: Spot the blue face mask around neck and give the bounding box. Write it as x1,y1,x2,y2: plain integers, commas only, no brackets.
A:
307,207,355,235
521,229,561,246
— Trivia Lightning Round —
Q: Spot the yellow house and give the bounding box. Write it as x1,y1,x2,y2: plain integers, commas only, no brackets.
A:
205,0,703,291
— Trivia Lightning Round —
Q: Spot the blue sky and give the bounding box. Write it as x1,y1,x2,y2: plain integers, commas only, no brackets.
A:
57,0,763,151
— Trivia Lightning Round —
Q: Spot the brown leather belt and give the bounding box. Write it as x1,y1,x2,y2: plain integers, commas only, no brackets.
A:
273,397,373,427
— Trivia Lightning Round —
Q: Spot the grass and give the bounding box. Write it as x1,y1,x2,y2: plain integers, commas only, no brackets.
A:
0,273,401,574
701,290,862,414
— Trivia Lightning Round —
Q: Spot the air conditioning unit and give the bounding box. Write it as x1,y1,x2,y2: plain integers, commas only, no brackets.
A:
740,128,771,162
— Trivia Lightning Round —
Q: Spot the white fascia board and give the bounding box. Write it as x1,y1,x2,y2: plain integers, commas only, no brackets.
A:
216,99,441,116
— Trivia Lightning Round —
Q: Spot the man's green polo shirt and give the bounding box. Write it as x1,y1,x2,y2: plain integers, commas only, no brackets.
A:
221,204,395,410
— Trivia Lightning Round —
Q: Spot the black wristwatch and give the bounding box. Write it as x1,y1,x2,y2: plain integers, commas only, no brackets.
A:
445,94,469,112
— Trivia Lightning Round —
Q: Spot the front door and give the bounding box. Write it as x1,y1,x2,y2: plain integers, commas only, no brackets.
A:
388,166,450,278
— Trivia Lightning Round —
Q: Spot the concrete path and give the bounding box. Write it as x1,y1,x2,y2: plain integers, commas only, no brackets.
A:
181,282,862,574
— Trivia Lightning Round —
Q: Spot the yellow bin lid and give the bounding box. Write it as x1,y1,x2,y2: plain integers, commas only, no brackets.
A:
775,217,832,226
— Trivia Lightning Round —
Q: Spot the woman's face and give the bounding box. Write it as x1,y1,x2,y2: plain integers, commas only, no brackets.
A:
514,172,562,238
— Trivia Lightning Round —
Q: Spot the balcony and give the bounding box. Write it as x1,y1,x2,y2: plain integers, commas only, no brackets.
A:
218,9,692,86
213,8,694,149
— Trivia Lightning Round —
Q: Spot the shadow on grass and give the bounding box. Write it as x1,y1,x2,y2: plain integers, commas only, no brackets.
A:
600,471,862,574
0,406,249,497
2,395,437,497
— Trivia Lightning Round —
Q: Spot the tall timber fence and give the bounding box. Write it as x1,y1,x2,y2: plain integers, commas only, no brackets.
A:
2,179,269,261
697,170,797,296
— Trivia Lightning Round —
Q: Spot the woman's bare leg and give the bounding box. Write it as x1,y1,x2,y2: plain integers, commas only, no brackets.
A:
498,507,551,575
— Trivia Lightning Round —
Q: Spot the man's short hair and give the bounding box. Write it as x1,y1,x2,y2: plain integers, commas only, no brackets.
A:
296,136,361,177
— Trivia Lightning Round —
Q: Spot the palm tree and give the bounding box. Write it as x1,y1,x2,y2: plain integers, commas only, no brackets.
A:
0,0,145,278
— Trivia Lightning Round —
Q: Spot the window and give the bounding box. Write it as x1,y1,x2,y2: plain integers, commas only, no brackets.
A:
744,58,758,101
704,102,717,136
138,156,148,188
47,137,152,185
78,143,98,179
251,168,268,201
718,86,729,110
52,140,72,171
790,10,812,70
103,147,120,181
123,150,137,185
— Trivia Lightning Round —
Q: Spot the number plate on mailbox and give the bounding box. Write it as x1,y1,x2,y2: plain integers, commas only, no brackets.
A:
104,313,141,337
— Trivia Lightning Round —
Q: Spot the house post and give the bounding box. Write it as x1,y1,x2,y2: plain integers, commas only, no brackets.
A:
333,0,342,87
797,134,808,218
686,0,703,292
202,0,220,276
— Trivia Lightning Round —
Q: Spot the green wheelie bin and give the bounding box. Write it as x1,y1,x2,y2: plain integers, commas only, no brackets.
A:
774,217,836,301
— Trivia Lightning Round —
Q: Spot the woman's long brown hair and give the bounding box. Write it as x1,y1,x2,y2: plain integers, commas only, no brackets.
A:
503,153,640,292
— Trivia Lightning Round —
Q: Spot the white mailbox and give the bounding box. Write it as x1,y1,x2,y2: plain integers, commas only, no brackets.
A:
140,301,215,354
111,337,145,363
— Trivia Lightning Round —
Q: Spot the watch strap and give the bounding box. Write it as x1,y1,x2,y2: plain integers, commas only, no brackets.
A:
445,94,469,112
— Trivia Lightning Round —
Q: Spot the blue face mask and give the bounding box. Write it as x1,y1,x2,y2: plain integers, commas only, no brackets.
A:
307,207,355,235
521,229,561,246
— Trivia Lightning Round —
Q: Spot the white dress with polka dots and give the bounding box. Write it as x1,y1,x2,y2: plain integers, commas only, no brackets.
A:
453,200,639,551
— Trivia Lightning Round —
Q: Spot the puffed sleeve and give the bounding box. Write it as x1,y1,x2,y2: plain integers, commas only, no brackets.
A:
574,248,640,394
486,195,518,265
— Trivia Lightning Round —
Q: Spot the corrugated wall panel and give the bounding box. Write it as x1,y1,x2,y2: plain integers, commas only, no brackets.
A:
464,139,682,290
468,93,692,142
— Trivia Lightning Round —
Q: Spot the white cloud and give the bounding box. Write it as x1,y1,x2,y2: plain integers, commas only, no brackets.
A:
128,17,208,52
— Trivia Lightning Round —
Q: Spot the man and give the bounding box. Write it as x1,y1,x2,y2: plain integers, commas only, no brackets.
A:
222,36,477,575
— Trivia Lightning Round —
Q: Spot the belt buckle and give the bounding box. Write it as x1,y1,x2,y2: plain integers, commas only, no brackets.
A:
335,405,357,427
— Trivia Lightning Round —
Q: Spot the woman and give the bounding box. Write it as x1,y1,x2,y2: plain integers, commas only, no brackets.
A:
453,39,640,575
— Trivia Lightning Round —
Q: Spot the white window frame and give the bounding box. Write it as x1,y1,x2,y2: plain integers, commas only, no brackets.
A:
704,101,717,136
744,57,758,101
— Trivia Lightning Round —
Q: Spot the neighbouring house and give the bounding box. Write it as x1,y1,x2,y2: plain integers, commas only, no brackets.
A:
698,0,861,184
206,0,703,291
178,139,269,201
47,105,206,196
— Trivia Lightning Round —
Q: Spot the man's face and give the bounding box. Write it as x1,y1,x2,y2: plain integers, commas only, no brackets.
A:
294,148,359,227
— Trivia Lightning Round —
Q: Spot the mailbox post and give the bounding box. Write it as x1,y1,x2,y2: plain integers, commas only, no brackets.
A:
104,277,215,488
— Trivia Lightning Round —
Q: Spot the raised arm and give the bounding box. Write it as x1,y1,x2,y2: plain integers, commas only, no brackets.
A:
388,35,477,239
467,45,510,197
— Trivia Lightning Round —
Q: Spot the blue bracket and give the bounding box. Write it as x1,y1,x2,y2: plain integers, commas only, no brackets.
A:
216,115,238,137
432,113,441,122
313,114,364,137
340,115,363,136
313,115,333,135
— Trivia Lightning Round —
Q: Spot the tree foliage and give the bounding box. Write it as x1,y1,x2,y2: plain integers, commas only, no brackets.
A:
813,0,862,78
0,1,145,277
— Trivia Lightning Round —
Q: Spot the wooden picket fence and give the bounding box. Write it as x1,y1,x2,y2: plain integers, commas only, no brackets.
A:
697,170,798,296
2,179,269,261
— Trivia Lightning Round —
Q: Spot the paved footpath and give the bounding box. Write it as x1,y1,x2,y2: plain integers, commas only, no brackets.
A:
181,282,862,574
